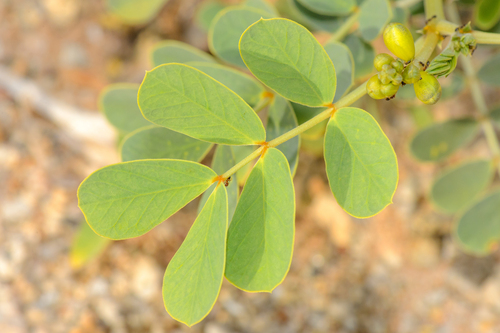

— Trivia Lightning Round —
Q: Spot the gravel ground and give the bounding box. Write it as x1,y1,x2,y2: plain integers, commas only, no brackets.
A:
2,1,500,332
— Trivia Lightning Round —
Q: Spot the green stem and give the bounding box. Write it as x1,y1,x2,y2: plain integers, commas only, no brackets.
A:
253,95,273,113
328,11,361,42
472,31,500,45
424,0,445,20
414,31,440,65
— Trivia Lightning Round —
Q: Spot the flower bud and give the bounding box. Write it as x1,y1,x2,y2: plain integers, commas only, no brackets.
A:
367,75,385,100
414,71,441,105
383,23,415,62
374,53,394,72
378,72,391,85
391,59,404,72
402,63,421,84
392,73,403,85
381,82,399,98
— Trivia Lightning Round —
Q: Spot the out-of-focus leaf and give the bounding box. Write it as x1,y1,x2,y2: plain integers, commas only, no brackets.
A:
278,0,345,33
344,34,375,79
106,0,168,25
99,84,151,134
150,40,217,68
120,126,212,162
323,41,354,102
209,7,273,68
296,0,355,16
474,0,500,30
456,190,500,255
244,0,279,15
196,1,227,31
410,118,479,162
358,0,392,41
431,160,493,213
478,53,500,87
70,221,111,269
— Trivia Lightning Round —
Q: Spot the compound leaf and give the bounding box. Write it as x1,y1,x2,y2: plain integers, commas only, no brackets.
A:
475,0,500,30
70,221,111,269
163,184,227,327
344,34,375,79
324,107,398,218
78,160,216,240
150,40,217,67
478,53,500,87
106,0,168,25
99,84,151,134
456,190,500,255
187,62,266,107
410,118,479,162
431,160,493,214
120,126,212,162
226,148,295,292
266,96,300,175
358,0,392,41
209,7,273,68
323,41,354,102
198,145,239,222
240,18,336,107
138,64,265,145
296,0,355,16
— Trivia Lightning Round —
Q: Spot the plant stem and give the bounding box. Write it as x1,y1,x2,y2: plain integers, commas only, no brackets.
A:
328,11,361,42
446,1,500,174
414,31,440,65
253,94,273,113
424,0,445,20
472,31,500,45
221,83,368,179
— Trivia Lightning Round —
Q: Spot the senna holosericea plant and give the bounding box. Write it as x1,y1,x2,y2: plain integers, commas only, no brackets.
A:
77,0,500,326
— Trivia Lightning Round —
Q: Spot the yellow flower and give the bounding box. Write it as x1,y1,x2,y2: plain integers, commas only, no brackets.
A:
383,23,415,62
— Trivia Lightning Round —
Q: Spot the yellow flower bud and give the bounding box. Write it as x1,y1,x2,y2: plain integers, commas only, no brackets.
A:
383,23,415,62
414,71,441,105
366,75,385,100
374,53,394,72
402,63,421,84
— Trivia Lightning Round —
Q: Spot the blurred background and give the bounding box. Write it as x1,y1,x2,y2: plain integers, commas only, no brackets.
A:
2,0,500,332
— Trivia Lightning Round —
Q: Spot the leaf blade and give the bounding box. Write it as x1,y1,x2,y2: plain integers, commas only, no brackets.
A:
150,40,217,67
163,184,228,326
324,107,398,218
78,159,216,240
225,148,295,292
138,63,266,145
239,18,336,107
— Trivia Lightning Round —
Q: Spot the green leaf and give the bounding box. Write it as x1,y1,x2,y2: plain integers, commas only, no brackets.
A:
358,0,392,41
187,62,266,107
106,0,168,25
296,0,355,15
475,0,500,30
478,53,500,87
198,145,239,222
138,63,266,145
391,7,408,24
266,96,300,175
209,7,273,68
395,71,465,101
280,0,345,32
456,190,500,255
99,84,151,134
410,118,479,162
78,160,216,240
163,184,227,327
120,125,213,162
343,34,375,79
323,41,354,102
150,40,216,68
225,148,295,292
430,160,493,214
240,18,336,107
70,221,111,268
196,0,227,31
244,0,279,15
324,107,398,218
